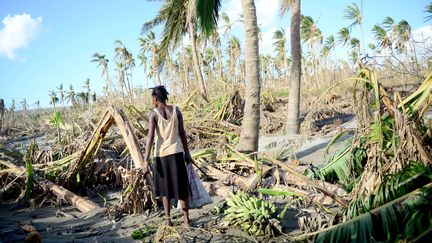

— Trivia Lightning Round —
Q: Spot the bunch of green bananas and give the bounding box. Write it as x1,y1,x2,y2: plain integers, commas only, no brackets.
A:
224,190,281,236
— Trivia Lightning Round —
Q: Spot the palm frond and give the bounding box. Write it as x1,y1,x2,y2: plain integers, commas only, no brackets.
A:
156,0,188,66
425,2,432,22
141,2,171,34
196,0,221,36
312,183,432,242
307,139,366,184
279,0,293,17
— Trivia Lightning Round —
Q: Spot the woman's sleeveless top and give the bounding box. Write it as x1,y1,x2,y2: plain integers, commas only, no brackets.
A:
153,106,184,157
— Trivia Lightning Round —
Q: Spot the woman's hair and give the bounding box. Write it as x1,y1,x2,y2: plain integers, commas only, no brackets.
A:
150,85,169,103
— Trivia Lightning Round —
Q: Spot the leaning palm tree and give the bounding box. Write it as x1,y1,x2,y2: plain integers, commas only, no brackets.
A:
280,0,302,134
273,28,289,84
344,1,365,53
137,37,149,79
144,32,160,85
141,0,221,102
91,52,111,96
20,99,28,113
226,36,241,86
48,90,59,110
300,15,322,87
372,24,392,50
66,84,77,108
57,84,65,108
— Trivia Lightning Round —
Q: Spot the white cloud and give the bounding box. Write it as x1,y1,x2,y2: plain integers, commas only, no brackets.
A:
260,27,278,54
0,13,43,59
412,25,432,45
221,0,279,33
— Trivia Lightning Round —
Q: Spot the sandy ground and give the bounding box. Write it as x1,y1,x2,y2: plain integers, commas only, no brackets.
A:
0,118,356,243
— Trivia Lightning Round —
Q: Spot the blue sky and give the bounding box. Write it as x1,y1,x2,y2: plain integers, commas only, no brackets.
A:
0,0,431,109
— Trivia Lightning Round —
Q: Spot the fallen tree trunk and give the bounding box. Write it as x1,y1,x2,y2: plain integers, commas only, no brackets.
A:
1,160,99,213
261,154,349,208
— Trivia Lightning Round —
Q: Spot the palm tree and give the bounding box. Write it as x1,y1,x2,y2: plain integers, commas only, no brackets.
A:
91,52,111,96
57,84,65,108
66,84,76,107
83,79,91,105
226,36,241,86
33,100,40,110
237,0,261,153
209,30,224,81
344,1,365,54
10,99,15,113
300,15,322,86
126,51,135,101
338,27,352,62
221,12,235,39
324,35,336,68
141,0,221,102
273,28,289,84
137,37,149,79
144,32,160,85
20,99,28,113
338,27,351,46
281,0,302,134
49,90,59,110
372,24,392,50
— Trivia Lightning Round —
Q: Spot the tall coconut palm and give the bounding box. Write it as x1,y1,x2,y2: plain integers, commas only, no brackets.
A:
10,99,15,113
66,84,77,108
83,78,91,105
280,0,302,134
226,36,241,86
57,84,65,108
237,0,261,153
372,24,392,50
20,99,28,112
114,40,128,97
300,15,322,86
126,51,136,100
91,52,111,95
137,37,149,79
338,27,352,62
141,0,221,102
48,91,59,110
273,28,289,83
144,32,160,85
209,30,224,81
344,1,365,54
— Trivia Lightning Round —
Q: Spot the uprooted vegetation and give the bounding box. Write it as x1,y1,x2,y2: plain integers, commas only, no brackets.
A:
1,67,432,242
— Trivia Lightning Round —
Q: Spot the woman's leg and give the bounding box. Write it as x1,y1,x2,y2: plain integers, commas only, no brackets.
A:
179,197,190,226
162,196,171,225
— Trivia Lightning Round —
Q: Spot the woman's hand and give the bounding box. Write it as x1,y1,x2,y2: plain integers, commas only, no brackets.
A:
140,161,149,174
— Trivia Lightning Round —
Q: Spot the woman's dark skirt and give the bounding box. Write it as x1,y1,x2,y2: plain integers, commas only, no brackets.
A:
154,152,190,200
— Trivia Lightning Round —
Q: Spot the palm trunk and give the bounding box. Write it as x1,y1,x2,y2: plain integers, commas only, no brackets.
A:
151,43,159,86
238,0,261,153
216,43,224,81
286,0,301,134
187,18,208,102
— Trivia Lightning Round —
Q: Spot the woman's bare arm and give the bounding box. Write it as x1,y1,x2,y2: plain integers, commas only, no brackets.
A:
177,107,192,164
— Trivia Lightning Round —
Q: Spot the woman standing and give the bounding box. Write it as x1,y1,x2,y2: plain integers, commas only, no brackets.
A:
143,85,192,227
